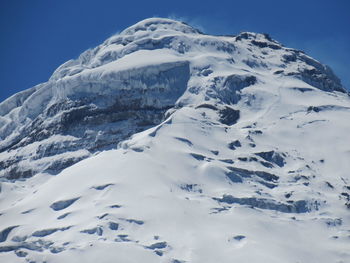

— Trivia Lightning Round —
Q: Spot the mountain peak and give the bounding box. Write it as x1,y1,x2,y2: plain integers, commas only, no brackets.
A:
0,17,347,179
119,17,202,36
0,17,350,263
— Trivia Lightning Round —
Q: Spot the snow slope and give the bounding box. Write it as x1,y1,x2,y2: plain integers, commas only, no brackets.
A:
0,18,349,262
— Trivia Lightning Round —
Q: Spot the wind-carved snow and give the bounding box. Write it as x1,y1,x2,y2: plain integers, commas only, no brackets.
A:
0,17,349,263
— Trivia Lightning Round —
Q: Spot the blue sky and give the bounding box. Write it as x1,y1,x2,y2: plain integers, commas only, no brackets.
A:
1,0,349,102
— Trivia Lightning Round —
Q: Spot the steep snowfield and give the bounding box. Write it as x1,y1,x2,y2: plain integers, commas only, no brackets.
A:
0,18,349,262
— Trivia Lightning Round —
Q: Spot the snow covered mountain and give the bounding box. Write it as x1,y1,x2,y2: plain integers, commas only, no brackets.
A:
0,18,349,262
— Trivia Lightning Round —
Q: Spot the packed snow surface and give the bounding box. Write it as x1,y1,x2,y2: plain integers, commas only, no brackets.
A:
0,18,349,263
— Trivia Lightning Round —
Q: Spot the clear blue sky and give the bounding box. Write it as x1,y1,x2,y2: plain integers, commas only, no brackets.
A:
1,0,349,102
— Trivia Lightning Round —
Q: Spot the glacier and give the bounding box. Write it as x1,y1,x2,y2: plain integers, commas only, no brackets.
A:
0,18,349,263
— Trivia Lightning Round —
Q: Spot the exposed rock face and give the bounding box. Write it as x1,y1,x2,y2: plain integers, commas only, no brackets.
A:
214,195,311,213
0,61,190,179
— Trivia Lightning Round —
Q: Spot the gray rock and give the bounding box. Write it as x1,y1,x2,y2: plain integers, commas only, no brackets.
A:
255,151,285,167
219,107,240,125
81,227,103,236
50,198,80,211
214,195,311,213
108,222,119,231
0,226,18,242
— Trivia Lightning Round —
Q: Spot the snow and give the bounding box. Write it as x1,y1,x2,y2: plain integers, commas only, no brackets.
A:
0,17,349,262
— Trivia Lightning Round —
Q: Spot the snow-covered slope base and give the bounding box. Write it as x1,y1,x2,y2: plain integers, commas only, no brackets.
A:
0,18,350,263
